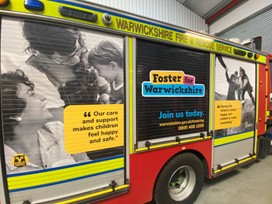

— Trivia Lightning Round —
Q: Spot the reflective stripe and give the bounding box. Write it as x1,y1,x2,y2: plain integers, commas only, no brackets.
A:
214,131,254,147
128,37,134,154
2,0,267,64
214,156,256,174
56,184,129,204
8,157,124,191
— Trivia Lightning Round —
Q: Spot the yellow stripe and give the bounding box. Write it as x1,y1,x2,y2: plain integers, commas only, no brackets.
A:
209,54,215,131
254,65,260,154
214,156,256,174
128,37,134,154
135,136,212,152
3,0,266,64
8,158,124,190
214,131,254,146
57,184,129,204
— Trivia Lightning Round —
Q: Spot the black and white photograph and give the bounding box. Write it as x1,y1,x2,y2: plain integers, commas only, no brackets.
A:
1,17,124,174
215,55,256,137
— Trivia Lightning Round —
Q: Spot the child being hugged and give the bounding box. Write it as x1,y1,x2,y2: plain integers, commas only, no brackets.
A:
88,40,124,104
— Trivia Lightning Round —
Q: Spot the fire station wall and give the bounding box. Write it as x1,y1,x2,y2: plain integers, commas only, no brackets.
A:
209,0,272,36
216,7,272,54
84,0,208,32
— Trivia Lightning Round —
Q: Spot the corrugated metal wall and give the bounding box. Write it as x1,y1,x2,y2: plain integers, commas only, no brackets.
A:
219,7,272,54
83,0,208,32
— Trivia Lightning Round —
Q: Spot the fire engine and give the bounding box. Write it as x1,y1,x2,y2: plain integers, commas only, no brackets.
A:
0,0,271,204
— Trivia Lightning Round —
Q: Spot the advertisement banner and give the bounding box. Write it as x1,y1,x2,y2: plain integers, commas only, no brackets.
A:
1,17,125,174
136,39,209,142
214,55,256,138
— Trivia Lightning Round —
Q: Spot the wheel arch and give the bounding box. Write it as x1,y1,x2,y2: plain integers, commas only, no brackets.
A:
152,149,208,201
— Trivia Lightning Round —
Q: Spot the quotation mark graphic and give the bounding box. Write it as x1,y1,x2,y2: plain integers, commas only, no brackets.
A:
84,112,91,117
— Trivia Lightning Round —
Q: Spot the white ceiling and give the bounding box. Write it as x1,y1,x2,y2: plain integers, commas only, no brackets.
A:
176,0,234,19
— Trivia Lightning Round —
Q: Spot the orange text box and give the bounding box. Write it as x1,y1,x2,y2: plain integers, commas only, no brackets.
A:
214,100,241,130
64,104,124,154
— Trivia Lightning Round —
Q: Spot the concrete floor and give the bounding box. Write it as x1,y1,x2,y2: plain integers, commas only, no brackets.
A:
195,154,272,204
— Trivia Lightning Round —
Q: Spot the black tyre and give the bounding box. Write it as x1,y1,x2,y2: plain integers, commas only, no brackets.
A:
265,137,271,155
268,138,272,155
258,136,267,159
256,137,261,159
154,153,204,204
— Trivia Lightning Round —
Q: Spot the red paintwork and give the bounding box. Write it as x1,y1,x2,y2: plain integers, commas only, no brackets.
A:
259,53,272,131
258,62,267,135
267,54,272,119
99,139,212,204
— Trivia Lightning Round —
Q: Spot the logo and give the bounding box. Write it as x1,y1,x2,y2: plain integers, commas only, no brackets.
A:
142,70,205,97
12,154,29,167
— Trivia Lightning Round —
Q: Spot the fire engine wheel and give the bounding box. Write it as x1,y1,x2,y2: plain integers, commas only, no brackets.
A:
154,153,204,204
257,136,267,159
265,137,271,155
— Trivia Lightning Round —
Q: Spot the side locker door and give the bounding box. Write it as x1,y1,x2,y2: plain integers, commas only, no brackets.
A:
212,55,257,173
0,16,127,203
135,39,210,148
